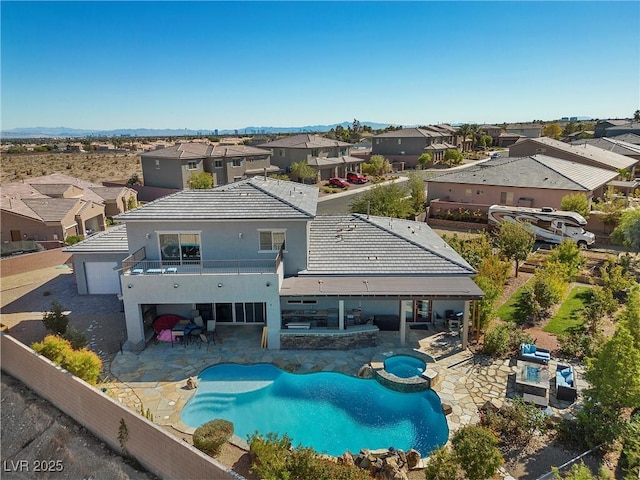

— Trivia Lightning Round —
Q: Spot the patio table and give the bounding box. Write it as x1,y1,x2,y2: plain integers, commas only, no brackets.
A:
515,360,549,397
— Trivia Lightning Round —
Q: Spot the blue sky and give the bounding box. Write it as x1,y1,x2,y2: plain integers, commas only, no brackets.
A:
1,1,639,130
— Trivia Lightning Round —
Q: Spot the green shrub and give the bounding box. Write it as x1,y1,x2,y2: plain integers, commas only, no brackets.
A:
620,413,640,479
480,397,546,448
42,301,69,335
558,326,596,360
193,419,234,456
248,432,369,480
423,446,464,480
32,335,72,364
65,235,84,245
63,327,88,349
31,335,102,385
483,324,533,356
451,426,503,480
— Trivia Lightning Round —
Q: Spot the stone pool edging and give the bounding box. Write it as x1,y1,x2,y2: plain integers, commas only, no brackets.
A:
370,349,439,392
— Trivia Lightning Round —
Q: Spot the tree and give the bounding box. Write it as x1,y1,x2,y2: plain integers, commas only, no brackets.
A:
479,134,493,149
362,155,392,176
289,161,317,184
543,123,563,139
634,110,640,122
268,173,290,181
612,209,640,251
417,152,433,169
496,221,535,277
187,171,213,189
407,173,426,216
584,324,640,412
560,193,591,218
618,284,640,349
457,124,472,151
468,124,480,150
547,240,586,281
443,149,464,167
451,426,503,480
42,301,69,335
350,183,413,219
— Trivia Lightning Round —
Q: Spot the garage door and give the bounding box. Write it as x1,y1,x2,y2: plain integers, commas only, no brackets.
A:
85,262,121,294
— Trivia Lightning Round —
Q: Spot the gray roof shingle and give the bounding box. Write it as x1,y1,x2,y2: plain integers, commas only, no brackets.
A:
571,137,640,156
303,214,475,276
63,224,129,253
22,198,80,222
428,155,617,191
257,134,352,149
374,128,446,139
115,177,318,221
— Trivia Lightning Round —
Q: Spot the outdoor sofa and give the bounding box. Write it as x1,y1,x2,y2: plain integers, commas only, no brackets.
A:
519,343,551,364
556,364,578,402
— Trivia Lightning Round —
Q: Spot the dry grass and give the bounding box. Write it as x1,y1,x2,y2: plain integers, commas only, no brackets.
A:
2,152,143,184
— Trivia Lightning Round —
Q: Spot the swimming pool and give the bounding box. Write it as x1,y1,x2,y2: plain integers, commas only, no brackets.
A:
384,355,426,379
181,363,448,456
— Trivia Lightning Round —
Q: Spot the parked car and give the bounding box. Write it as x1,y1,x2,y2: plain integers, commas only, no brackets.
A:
490,153,501,159
328,177,349,188
346,172,368,184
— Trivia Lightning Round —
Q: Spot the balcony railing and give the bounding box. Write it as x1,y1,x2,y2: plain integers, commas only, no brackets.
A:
122,246,282,276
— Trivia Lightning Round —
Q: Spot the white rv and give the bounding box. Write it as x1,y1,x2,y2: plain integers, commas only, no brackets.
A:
487,205,595,247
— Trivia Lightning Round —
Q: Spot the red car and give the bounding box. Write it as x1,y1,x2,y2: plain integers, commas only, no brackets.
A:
346,172,368,184
328,177,350,188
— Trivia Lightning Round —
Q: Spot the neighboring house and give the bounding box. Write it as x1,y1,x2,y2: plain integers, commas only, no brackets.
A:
427,155,618,213
604,121,640,138
257,134,361,180
480,125,503,146
1,174,109,244
66,177,482,352
509,137,637,176
607,133,640,146
372,127,459,167
570,137,640,165
504,123,544,138
564,131,594,141
594,119,631,137
140,142,277,189
89,186,138,218
497,132,524,148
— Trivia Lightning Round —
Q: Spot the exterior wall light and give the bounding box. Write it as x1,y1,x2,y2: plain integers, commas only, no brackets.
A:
174,284,179,288
266,282,271,287
218,283,223,288
127,284,133,289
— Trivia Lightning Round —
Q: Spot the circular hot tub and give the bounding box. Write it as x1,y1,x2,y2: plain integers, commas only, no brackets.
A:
384,355,426,379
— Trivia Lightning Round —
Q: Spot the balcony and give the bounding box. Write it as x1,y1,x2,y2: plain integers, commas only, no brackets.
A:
122,247,282,276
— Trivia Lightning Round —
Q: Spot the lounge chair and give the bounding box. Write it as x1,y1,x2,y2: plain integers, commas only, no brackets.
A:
556,365,577,402
519,343,551,364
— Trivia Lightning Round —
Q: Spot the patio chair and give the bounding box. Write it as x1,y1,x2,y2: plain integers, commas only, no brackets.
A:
193,316,204,329
199,333,214,351
206,319,217,343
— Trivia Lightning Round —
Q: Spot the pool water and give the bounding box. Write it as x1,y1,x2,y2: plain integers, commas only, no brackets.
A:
181,364,448,456
384,355,426,378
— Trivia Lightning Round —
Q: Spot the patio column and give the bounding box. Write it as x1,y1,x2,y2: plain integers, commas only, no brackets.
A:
462,300,470,349
338,299,345,330
399,300,410,346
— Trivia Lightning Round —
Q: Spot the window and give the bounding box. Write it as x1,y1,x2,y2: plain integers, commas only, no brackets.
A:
159,232,201,263
465,189,472,197
476,190,484,195
155,159,160,169
259,230,285,251
339,148,346,156
311,149,318,157
214,159,223,168
232,158,242,167
187,161,198,170
279,149,285,157
397,139,402,145
375,139,380,144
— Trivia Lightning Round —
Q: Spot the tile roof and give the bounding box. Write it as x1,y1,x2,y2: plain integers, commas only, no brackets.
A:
22,198,80,223
606,121,640,133
428,155,617,191
303,214,475,276
307,156,362,167
209,144,272,158
63,224,129,253
424,142,457,151
570,137,640,157
114,176,318,221
608,133,640,145
257,134,352,149
512,137,636,170
89,186,134,201
373,128,446,139
31,184,78,197
140,143,213,159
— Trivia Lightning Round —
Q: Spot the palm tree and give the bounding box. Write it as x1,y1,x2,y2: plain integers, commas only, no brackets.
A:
468,124,480,150
457,124,472,152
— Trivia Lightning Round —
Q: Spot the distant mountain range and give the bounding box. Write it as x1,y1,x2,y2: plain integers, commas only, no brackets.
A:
0,121,398,139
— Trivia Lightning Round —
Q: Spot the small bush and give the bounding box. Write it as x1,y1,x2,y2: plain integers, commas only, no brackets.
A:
65,235,83,245
42,301,69,335
451,426,504,480
193,419,234,456
483,324,533,356
31,335,102,385
480,397,546,449
63,327,88,349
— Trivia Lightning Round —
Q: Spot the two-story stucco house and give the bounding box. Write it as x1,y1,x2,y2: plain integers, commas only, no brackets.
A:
257,134,363,180
372,127,460,167
141,142,278,189
66,177,483,352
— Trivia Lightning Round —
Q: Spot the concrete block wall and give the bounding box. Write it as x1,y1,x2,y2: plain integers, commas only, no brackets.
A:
0,335,242,480
0,249,71,277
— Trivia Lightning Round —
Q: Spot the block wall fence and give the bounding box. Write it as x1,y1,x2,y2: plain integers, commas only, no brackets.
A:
0,334,243,480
